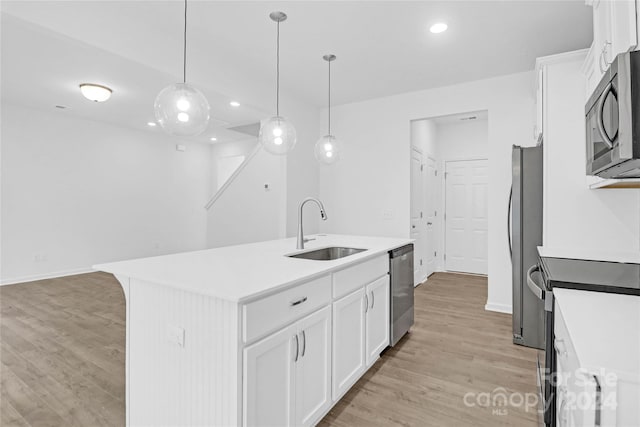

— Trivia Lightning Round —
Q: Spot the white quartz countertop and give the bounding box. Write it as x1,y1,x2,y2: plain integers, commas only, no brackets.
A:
554,288,640,378
94,234,412,303
538,246,640,264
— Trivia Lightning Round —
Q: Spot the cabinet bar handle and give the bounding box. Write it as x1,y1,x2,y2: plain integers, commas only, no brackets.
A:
290,296,308,307
301,331,306,357
294,334,299,362
594,375,601,426
370,291,375,309
364,294,369,313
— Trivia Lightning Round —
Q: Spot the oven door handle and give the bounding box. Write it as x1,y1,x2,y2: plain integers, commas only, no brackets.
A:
526,264,544,300
595,82,616,149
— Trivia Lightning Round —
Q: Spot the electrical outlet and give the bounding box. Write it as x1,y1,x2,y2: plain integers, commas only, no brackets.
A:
382,210,394,220
33,253,47,262
167,326,185,348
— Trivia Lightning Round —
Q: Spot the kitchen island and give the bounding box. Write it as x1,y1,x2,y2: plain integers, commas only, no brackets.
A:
94,234,412,427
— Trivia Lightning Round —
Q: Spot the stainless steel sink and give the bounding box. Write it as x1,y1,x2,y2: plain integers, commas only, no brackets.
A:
288,246,367,261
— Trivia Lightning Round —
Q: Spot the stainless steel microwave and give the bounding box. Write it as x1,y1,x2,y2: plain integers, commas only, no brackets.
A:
586,50,640,178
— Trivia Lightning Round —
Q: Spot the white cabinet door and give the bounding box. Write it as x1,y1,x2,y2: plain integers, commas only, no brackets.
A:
332,287,366,400
610,0,637,57
244,324,296,427
365,275,390,367
295,306,332,427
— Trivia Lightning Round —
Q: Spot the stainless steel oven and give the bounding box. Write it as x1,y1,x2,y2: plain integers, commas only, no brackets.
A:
586,50,640,178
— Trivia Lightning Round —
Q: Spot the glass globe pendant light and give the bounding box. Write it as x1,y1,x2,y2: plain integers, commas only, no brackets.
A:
154,0,210,136
315,54,343,164
259,12,297,155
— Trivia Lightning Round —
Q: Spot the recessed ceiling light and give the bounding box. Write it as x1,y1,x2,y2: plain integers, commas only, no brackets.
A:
230,101,240,107
79,83,112,102
147,122,157,127
429,22,448,34
210,137,217,141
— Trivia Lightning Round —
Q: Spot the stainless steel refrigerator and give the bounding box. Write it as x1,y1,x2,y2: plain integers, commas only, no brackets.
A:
510,144,544,350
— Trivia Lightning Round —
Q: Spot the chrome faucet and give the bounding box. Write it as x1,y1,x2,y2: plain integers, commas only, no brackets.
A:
297,197,327,250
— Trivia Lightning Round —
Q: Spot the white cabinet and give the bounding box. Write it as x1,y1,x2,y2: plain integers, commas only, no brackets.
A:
534,65,545,143
244,307,331,427
554,291,640,427
244,324,296,427
295,307,332,427
365,275,390,367
584,0,638,97
244,254,391,426
332,271,391,399
332,287,366,400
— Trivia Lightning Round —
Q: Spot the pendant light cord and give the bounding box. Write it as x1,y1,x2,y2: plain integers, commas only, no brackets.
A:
276,20,280,117
328,60,331,135
183,0,187,83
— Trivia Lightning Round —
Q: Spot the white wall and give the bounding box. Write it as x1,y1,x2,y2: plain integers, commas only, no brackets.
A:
319,71,536,313
437,118,489,161
206,146,287,248
542,54,640,254
1,103,211,283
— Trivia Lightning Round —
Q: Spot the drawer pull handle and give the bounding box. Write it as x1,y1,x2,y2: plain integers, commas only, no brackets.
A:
554,338,567,357
290,297,308,307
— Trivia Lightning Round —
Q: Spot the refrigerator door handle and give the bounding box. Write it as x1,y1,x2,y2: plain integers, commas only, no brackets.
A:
526,264,544,300
508,186,513,261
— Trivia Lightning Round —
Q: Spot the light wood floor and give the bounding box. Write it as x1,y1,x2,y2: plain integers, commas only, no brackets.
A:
1,272,539,427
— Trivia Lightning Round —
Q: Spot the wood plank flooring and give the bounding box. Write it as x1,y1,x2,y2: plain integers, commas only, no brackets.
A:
1,271,539,427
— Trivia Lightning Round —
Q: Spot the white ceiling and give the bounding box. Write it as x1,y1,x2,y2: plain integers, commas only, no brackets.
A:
2,1,592,122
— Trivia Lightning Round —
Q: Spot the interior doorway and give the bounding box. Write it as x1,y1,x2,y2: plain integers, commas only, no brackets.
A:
410,110,489,281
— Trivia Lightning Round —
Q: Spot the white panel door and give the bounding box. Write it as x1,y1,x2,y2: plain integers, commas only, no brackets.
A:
295,307,331,427
410,147,426,284
365,275,390,367
332,287,366,400
424,157,437,277
244,324,296,427
444,159,488,275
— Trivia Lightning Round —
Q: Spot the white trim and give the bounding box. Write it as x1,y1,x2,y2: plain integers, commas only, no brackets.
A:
0,267,95,286
485,302,512,314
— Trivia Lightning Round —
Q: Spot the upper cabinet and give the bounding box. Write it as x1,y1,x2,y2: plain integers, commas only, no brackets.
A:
583,0,638,97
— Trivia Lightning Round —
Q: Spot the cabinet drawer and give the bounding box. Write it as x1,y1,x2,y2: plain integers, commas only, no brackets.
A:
333,254,389,299
243,275,331,343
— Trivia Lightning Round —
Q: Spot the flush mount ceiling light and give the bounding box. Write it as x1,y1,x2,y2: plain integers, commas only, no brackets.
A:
210,137,217,141
430,22,448,34
315,54,343,165
154,0,210,136
79,83,112,102
259,11,297,155
229,101,240,107
147,122,157,127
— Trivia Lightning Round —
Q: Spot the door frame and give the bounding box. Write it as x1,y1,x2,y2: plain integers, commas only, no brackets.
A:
410,146,426,285
443,157,489,274
423,155,438,279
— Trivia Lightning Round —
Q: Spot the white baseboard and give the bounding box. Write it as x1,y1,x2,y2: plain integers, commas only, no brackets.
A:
0,267,96,286
485,302,512,314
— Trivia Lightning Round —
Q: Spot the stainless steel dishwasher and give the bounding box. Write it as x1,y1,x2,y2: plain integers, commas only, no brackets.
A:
389,244,414,346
